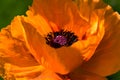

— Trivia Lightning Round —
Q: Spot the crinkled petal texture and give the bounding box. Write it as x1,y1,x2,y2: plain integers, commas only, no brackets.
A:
0,0,120,80
27,0,90,38
0,16,45,79
81,10,120,76
72,0,120,78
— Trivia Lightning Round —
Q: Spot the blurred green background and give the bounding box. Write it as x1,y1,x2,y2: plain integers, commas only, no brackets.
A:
0,0,120,80
0,0,33,28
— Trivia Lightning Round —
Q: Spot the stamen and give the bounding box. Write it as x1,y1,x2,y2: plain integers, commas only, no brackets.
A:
45,30,78,48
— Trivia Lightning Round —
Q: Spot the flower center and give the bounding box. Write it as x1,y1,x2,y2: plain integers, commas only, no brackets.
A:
45,30,78,48
53,35,67,46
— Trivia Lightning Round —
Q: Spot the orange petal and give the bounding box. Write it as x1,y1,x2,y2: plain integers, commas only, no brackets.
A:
28,0,91,39
63,5,90,39
24,14,52,36
28,0,89,32
30,70,62,80
0,16,45,79
71,12,105,61
54,46,83,74
21,18,66,74
29,0,70,29
77,0,107,21
21,17,45,64
81,5,120,77
0,16,38,67
4,63,45,78
10,16,25,41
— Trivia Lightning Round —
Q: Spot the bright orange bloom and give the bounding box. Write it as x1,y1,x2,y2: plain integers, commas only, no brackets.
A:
0,0,120,80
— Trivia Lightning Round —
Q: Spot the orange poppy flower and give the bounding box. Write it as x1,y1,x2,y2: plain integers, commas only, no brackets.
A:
0,0,120,80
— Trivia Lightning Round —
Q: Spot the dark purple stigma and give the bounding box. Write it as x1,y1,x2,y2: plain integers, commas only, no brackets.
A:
53,35,67,46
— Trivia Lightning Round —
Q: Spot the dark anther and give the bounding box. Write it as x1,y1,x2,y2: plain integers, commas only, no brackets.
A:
45,30,78,48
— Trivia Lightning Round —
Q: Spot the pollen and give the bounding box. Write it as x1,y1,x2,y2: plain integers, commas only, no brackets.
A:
45,30,78,48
